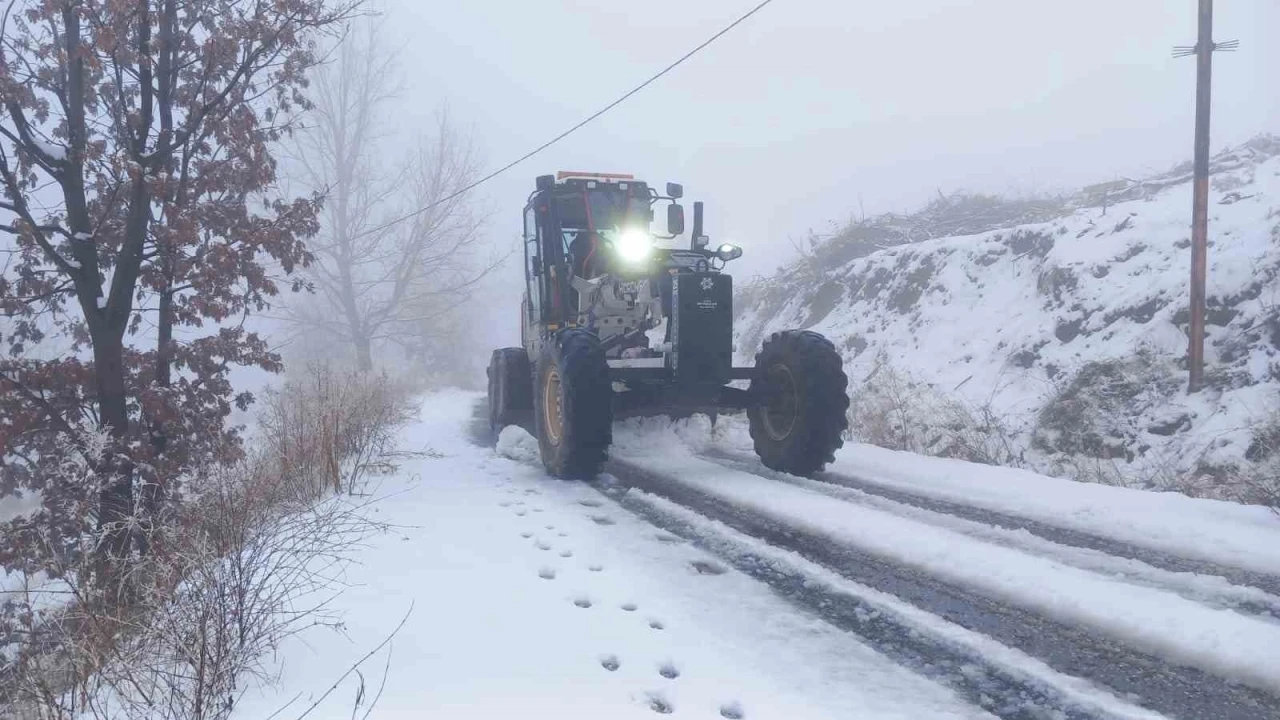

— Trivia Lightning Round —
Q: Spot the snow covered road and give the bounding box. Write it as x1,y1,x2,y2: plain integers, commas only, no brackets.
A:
233,393,1280,720
232,392,995,720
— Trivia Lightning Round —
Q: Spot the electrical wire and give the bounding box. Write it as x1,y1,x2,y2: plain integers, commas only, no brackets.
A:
351,0,778,240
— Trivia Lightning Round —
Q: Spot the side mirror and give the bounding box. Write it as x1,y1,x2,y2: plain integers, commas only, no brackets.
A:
665,182,684,199
715,243,742,262
667,203,685,235
536,175,555,191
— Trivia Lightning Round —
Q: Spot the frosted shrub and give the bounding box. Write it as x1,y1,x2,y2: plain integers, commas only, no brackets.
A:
846,354,1023,467
257,364,416,499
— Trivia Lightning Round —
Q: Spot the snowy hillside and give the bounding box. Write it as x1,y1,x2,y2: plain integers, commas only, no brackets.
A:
738,136,1280,498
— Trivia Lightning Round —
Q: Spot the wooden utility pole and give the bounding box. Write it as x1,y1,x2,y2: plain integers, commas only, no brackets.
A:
1187,0,1213,393
1174,0,1235,393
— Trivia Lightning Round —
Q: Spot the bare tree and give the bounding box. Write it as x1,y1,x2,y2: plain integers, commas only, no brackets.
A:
290,18,490,373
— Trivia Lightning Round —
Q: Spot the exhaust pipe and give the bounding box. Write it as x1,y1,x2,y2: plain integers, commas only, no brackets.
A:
691,201,705,250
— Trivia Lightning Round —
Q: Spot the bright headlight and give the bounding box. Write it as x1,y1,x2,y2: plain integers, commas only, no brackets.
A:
614,228,652,264
716,243,743,261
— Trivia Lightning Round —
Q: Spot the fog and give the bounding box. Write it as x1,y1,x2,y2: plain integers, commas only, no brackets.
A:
370,0,1278,361
6,1,1276,388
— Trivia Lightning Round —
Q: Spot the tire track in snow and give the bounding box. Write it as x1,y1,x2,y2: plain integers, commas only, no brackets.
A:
602,457,1279,720
469,402,1272,718
589,468,1153,720
702,450,1280,621
468,404,1093,718
706,448,1280,599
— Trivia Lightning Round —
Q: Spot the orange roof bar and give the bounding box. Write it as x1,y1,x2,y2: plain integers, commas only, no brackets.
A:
556,170,635,181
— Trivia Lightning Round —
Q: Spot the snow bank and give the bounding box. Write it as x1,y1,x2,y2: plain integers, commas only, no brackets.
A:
496,424,539,464
831,443,1280,577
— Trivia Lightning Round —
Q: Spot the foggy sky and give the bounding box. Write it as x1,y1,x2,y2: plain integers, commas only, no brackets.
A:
381,0,1279,348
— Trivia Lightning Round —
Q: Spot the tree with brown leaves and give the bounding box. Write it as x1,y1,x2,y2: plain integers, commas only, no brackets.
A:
0,0,355,574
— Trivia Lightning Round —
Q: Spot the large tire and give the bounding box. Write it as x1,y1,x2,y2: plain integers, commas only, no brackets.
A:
487,347,532,434
534,329,613,478
747,330,849,477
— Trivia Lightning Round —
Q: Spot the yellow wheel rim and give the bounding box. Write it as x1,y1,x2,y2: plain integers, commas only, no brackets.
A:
761,363,799,441
543,368,564,445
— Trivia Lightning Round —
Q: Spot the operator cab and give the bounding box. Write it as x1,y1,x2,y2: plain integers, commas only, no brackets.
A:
521,172,670,351
521,172,742,350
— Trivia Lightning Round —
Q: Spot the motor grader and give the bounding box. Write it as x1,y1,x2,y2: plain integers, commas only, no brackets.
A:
487,171,848,478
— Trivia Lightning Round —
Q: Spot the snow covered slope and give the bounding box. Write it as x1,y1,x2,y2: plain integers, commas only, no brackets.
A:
737,136,1280,494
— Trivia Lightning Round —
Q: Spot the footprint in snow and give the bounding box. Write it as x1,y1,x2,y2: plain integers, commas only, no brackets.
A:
620,602,637,612
524,488,538,495
532,508,544,513
719,701,745,719
691,560,727,576
535,540,552,551
646,692,674,714
520,531,533,539
657,662,680,679
590,515,615,526
557,531,568,537
538,567,556,580
600,654,620,672
588,564,604,572
573,596,593,608
559,549,573,558
648,619,665,630
514,509,527,517
578,499,603,508
498,501,511,508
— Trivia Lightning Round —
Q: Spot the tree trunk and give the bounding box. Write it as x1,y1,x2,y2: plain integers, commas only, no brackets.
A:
354,333,373,372
144,285,174,522
92,331,134,561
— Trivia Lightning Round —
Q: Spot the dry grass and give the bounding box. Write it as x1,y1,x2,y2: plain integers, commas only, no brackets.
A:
848,355,1280,516
846,354,1024,468
2,364,415,719
258,365,416,499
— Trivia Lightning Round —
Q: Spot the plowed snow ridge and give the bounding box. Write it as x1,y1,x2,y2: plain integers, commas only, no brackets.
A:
610,432,1280,695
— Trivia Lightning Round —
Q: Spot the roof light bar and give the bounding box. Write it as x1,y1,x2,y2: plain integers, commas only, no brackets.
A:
556,171,635,182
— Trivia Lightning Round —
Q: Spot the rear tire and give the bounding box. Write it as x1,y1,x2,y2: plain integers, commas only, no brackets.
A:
534,329,613,478
747,330,849,477
487,347,532,434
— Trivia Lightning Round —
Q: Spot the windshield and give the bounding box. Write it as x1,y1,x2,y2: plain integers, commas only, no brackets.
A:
554,187,650,234
587,191,650,234
554,186,652,260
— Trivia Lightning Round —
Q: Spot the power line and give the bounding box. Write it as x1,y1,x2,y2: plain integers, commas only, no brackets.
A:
352,0,778,240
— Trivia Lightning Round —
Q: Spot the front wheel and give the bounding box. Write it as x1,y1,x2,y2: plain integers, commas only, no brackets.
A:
534,329,613,478
747,330,849,477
